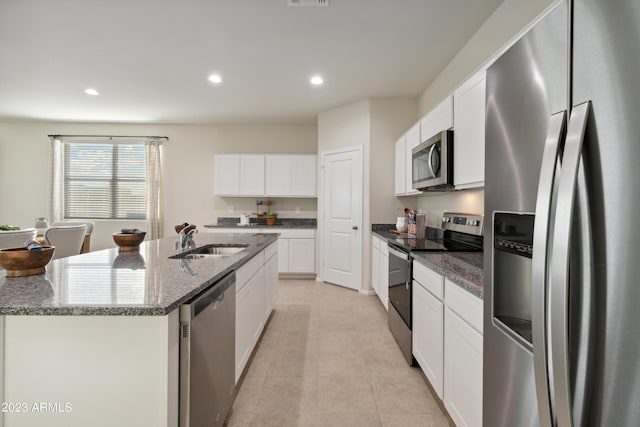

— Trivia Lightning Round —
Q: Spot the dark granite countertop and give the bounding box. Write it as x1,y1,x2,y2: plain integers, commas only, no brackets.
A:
0,233,278,316
372,230,484,299
205,217,317,229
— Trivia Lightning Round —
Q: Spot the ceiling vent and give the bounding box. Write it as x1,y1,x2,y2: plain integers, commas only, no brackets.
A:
288,0,329,6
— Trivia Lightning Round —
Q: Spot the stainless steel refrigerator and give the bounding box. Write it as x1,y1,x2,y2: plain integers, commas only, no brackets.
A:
484,0,640,426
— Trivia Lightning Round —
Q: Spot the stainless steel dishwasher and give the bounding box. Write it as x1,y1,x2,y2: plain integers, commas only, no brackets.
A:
180,271,236,427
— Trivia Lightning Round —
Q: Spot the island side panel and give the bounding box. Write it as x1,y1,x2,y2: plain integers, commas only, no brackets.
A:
2,311,179,427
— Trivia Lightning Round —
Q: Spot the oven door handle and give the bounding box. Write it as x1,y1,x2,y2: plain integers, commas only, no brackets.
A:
388,245,410,261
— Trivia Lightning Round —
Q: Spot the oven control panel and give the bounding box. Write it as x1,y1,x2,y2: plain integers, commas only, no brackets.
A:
442,212,484,236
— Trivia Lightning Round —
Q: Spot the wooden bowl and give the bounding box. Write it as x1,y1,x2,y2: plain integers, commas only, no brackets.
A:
113,233,146,251
0,246,55,277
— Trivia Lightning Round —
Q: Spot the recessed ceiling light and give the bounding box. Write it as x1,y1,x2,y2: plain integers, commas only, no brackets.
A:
84,88,99,96
310,75,324,86
208,74,223,84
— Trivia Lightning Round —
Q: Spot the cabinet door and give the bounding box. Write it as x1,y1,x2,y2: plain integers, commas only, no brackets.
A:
264,252,279,318
265,155,292,196
405,122,421,195
444,307,483,427
453,71,486,188
215,154,240,196
239,155,265,196
420,95,453,142
371,243,380,296
277,238,289,272
379,251,389,310
288,238,315,273
235,279,252,383
248,266,266,351
413,281,444,398
292,155,317,196
395,136,406,195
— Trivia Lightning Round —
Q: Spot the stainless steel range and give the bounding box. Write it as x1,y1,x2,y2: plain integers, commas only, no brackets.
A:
387,212,483,365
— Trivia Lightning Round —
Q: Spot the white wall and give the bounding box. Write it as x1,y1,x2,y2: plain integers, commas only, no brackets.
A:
317,98,417,293
415,0,556,218
0,121,317,250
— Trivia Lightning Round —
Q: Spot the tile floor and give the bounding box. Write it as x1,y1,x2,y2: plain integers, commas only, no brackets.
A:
227,279,451,427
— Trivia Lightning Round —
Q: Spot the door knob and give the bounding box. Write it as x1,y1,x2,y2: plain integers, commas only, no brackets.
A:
352,225,359,230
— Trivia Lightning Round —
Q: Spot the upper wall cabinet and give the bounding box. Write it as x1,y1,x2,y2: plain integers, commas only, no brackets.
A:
394,134,406,196
404,122,421,196
453,69,486,189
265,155,317,197
420,95,453,142
215,154,316,198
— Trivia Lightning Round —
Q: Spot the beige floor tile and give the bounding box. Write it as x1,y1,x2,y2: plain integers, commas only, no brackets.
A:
363,346,419,379
317,349,368,378
317,376,378,414
370,375,440,414
232,376,266,413
315,412,382,427
317,330,361,351
248,412,318,427
379,412,451,427
253,376,318,414
356,330,398,352
268,350,318,377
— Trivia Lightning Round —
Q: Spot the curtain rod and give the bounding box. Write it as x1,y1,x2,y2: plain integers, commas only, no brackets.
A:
47,134,169,140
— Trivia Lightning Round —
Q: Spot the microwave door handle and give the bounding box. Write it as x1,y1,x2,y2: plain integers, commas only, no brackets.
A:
531,110,567,427
550,101,591,427
427,144,437,177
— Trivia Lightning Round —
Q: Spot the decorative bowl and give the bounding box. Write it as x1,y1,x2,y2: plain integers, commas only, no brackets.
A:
0,246,55,277
113,232,146,251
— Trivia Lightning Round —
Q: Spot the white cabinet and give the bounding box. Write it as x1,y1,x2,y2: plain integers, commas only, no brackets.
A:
420,95,453,142
205,227,315,275
265,154,317,197
394,135,406,196
412,262,444,399
404,122,421,195
239,155,265,196
215,154,240,195
370,235,388,310
378,242,388,310
215,154,264,196
215,154,317,198
453,70,486,189
275,229,316,275
444,279,483,427
394,123,420,197
264,243,279,316
235,245,279,384
371,236,380,295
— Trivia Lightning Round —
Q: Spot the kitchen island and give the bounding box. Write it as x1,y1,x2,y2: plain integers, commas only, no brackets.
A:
0,232,278,427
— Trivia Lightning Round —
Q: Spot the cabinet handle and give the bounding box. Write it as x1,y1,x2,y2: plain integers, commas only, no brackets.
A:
352,225,359,230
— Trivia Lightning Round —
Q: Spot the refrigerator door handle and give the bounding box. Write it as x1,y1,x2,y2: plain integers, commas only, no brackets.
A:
532,110,567,427
549,101,591,427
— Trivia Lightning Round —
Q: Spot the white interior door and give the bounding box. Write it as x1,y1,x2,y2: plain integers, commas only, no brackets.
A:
321,147,362,290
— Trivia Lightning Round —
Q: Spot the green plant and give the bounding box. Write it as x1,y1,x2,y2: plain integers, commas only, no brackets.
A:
265,212,277,217
0,225,20,231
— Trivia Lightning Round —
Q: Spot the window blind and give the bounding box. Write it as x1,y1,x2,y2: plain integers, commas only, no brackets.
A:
63,142,147,219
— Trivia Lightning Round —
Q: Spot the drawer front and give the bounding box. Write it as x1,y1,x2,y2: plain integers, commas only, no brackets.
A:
413,261,444,300
236,251,264,291
445,279,483,334
278,228,315,239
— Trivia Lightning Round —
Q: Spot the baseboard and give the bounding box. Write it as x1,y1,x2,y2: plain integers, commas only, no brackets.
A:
278,273,317,280
359,289,376,296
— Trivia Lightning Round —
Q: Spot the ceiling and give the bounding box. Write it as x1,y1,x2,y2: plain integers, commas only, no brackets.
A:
0,0,502,124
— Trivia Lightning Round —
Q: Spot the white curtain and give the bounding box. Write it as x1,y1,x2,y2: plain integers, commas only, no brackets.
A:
145,138,163,240
49,137,64,223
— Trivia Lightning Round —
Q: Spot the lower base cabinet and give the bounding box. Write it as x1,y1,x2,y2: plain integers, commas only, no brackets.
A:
370,235,388,310
235,242,278,384
412,261,483,427
444,307,483,427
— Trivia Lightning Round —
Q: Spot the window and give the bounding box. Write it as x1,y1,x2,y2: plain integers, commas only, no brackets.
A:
63,143,147,219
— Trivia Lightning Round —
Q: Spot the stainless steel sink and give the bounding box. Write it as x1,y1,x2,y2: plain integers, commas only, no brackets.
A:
170,244,248,259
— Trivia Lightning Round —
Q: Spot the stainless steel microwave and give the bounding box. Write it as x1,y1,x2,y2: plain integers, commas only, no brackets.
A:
411,130,453,191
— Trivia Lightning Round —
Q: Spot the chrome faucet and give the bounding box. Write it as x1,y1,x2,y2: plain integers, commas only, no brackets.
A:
177,227,197,251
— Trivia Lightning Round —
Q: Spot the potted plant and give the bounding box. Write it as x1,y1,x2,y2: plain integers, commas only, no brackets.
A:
265,212,278,226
